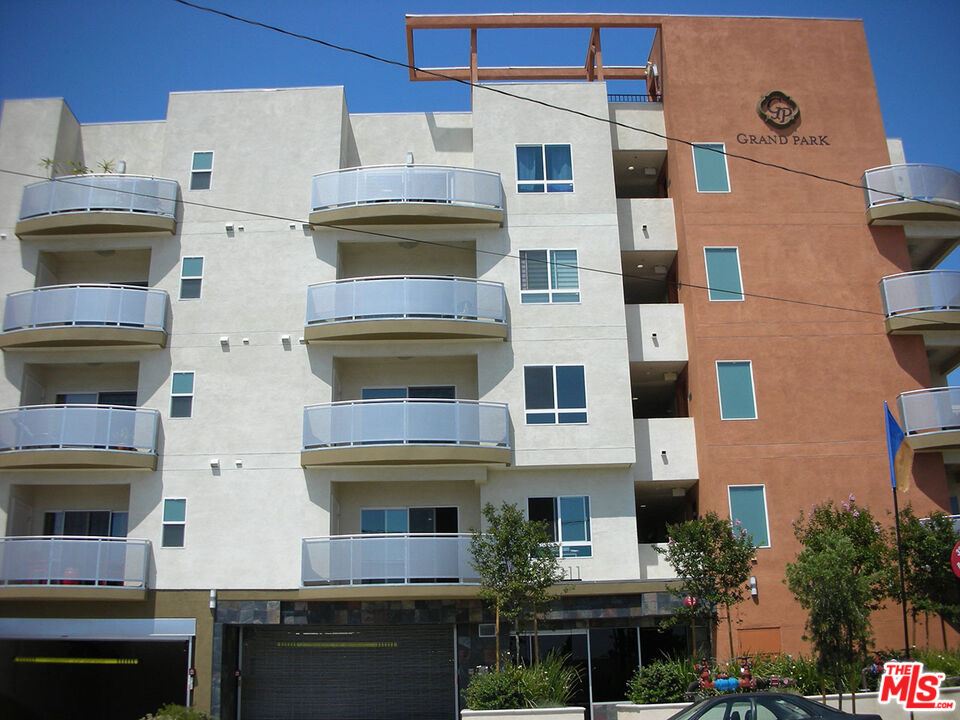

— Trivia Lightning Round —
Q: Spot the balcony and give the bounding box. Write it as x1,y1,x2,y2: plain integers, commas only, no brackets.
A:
16,174,179,237
302,399,510,466
880,271,960,333
633,418,699,484
0,285,169,349
898,387,960,451
0,405,160,470
310,165,503,225
302,533,477,586
0,536,149,599
863,165,960,224
305,276,506,341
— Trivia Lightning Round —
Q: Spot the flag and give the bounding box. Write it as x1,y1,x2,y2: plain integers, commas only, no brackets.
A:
884,401,913,490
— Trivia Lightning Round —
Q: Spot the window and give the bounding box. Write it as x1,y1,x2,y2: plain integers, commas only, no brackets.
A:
361,386,456,400
56,391,137,406
162,498,186,547
728,485,770,548
179,257,203,299
692,143,730,192
524,365,586,424
170,372,194,418
43,511,128,537
716,360,756,420
361,507,458,534
528,496,591,557
516,144,573,193
190,151,213,190
520,250,580,303
704,247,744,301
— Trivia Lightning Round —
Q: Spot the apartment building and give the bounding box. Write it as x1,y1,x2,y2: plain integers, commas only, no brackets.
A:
0,12,957,720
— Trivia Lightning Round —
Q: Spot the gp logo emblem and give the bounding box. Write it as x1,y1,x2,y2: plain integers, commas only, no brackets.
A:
757,90,800,128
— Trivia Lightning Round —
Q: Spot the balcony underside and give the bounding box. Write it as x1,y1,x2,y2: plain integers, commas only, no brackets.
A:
905,429,960,452
301,444,510,467
309,203,503,226
886,310,960,333
0,448,157,470
0,326,167,350
0,586,146,601
868,201,960,224
15,212,176,237
304,318,507,342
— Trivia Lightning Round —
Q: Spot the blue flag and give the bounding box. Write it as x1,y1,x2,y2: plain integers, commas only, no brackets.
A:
885,401,905,489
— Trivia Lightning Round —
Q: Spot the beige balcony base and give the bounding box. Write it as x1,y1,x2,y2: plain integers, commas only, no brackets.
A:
16,212,176,237
309,203,503,226
304,317,506,342
867,200,960,224
0,448,157,470
905,429,960,452
301,444,510,466
0,586,146,601
0,326,167,350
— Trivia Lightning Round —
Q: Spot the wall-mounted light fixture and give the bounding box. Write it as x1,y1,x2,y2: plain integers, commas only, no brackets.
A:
209,458,220,468
209,589,217,609
750,575,758,596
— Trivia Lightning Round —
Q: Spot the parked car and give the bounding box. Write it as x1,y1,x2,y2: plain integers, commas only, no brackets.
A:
665,692,883,720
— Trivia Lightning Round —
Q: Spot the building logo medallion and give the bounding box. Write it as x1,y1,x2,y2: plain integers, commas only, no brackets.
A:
756,90,800,128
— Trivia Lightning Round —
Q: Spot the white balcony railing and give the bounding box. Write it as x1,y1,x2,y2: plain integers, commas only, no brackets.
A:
0,536,150,588
306,276,506,327
898,388,960,442
311,165,503,213
3,284,169,334
303,399,509,450
0,405,159,455
862,164,960,212
302,533,477,586
19,174,178,221
879,271,960,321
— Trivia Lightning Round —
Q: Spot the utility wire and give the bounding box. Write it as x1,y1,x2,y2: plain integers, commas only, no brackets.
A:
168,0,955,210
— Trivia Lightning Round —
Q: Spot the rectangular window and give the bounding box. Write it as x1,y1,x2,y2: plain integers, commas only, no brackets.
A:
524,365,586,424
361,507,458,534
520,249,580,303
43,510,128,537
361,386,456,400
190,151,213,190
716,361,757,420
528,496,592,557
728,485,770,548
170,372,194,418
517,144,573,193
179,257,203,300
704,247,744,301
692,143,730,193
162,498,186,548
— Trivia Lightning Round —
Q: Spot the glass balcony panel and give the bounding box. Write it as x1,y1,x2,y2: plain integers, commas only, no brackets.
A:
898,388,960,445
18,175,178,221
863,165,960,213
881,271,960,318
0,406,158,453
357,167,405,203
0,537,149,587
406,401,458,443
354,277,404,318
406,168,449,201
2,286,168,335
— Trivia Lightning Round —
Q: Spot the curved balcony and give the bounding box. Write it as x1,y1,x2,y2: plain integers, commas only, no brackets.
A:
863,165,960,223
0,405,160,470
16,174,179,237
310,165,503,225
880,271,960,333
0,285,169,349
302,399,510,466
898,387,960,451
0,536,149,598
302,533,477,587
305,276,506,341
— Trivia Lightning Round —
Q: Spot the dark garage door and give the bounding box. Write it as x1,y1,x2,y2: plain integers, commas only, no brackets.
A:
240,625,455,720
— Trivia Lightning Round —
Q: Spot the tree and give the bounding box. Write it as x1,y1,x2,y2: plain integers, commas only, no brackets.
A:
656,512,757,661
470,502,566,667
899,506,960,647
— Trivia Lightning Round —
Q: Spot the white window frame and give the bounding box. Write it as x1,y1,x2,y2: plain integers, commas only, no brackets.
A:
161,497,187,548
715,360,758,421
170,370,195,419
519,249,581,304
179,256,204,300
703,246,744,302
190,150,214,190
515,143,574,193
527,495,592,558
691,142,731,193
523,365,588,425
727,484,771,549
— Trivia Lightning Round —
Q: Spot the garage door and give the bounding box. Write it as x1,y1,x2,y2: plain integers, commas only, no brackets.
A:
240,625,455,720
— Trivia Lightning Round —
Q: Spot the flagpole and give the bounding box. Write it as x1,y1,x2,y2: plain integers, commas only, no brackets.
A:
885,401,912,659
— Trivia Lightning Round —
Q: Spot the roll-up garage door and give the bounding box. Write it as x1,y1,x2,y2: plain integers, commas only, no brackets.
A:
240,625,455,720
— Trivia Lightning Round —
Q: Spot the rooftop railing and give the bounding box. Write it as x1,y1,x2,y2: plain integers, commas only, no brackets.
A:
3,284,169,334
880,271,960,321
19,174,179,221
302,533,477,586
862,164,960,212
0,405,159,456
608,93,658,102
0,536,150,588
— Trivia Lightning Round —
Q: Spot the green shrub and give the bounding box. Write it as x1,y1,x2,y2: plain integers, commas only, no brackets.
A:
626,659,695,704
913,647,960,685
465,665,525,710
138,704,214,720
521,651,581,707
749,654,824,695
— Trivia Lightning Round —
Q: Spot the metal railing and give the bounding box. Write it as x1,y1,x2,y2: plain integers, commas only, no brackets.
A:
19,174,179,221
608,93,657,103
862,164,960,211
302,533,477,586
880,271,960,320
311,164,503,213
0,405,160,455
3,284,169,333
306,275,506,327
897,387,960,438
302,398,510,450
0,536,150,588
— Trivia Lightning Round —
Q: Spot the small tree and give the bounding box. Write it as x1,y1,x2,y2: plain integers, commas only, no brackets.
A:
470,502,566,667
656,512,757,661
